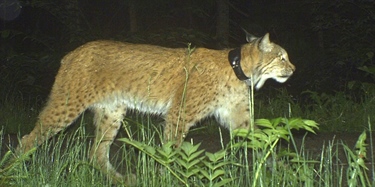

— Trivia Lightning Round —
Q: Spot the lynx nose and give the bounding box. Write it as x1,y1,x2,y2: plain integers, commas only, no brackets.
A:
290,63,296,72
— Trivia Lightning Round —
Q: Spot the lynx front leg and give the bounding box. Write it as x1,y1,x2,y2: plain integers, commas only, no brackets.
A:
163,101,192,146
223,102,256,131
89,104,135,184
164,118,193,147
164,96,207,147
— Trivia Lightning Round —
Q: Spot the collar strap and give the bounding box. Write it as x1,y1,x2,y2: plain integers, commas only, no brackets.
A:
228,48,252,86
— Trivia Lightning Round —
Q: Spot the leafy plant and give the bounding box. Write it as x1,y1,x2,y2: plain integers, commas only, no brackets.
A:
119,117,319,187
231,118,318,187
344,131,371,187
200,150,235,187
175,142,204,182
119,138,235,187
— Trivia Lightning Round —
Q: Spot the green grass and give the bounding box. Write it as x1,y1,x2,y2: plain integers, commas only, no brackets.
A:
1,87,375,186
0,115,374,186
255,88,375,132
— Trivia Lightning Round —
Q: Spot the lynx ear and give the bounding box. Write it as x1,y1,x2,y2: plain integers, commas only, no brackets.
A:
259,33,273,52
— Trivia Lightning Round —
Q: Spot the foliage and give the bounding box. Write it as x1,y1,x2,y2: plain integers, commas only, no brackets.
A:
0,113,373,186
119,139,235,186
256,88,375,132
349,56,375,98
1,0,374,97
231,118,318,187
0,126,118,186
119,117,318,187
343,131,370,186
0,128,35,186
0,51,59,99
311,0,375,65
1,0,375,185
309,0,375,91
0,149,33,186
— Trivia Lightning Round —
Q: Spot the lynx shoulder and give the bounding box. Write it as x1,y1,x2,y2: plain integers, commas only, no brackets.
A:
18,33,295,184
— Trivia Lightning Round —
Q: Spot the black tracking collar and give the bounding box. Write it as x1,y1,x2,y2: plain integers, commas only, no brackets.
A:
228,48,252,86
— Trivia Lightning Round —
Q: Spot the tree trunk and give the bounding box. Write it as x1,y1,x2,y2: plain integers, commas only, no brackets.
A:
129,0,138,33
216,0,229,47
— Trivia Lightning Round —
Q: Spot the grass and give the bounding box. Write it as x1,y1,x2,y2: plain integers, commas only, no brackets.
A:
255,88,375,132
1,85,375,186
0,116,373,186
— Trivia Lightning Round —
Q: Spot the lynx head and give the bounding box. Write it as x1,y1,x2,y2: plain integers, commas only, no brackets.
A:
229,33,295,90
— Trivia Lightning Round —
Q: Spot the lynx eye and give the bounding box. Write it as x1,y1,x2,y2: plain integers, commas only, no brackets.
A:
277,52,286,62
280,55,286,62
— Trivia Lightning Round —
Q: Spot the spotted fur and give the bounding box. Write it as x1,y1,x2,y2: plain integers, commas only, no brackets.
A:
17,33,295,184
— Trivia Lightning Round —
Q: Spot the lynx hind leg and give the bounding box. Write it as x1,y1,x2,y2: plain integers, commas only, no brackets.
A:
89,104,136,184
17,97,85,154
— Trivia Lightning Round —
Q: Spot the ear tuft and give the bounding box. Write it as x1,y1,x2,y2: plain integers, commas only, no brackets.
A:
259,33,273,52
246,34,258,43
241,27,258,43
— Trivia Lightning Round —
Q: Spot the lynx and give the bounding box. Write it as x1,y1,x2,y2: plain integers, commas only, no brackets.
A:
17,33,295,183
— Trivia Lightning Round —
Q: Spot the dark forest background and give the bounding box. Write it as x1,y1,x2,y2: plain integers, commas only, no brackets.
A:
1,0,374,113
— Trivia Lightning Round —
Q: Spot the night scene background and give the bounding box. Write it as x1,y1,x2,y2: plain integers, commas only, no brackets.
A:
0,0,375,186
1,0,374,131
